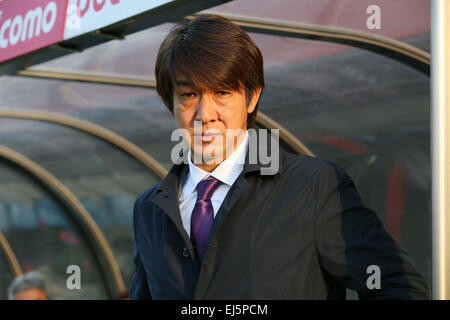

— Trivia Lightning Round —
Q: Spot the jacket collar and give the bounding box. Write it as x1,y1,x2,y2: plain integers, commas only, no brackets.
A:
243,128,284,176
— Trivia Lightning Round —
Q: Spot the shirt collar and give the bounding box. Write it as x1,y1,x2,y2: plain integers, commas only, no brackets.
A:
181,130,249,200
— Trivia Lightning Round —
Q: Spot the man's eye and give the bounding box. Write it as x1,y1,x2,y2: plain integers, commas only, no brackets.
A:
217,91,230,96
181,92,195,98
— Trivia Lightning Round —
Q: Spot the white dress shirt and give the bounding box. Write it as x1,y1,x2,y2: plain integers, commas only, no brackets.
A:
179,130,249,238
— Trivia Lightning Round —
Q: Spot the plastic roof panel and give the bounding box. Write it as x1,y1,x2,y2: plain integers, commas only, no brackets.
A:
209,0,430,36
29,0,430,79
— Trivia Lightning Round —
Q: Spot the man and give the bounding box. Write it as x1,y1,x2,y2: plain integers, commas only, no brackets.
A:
130,14,429,299
8,272,49,300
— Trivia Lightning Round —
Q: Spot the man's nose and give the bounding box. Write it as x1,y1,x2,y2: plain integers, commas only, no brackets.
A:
195,94,217,123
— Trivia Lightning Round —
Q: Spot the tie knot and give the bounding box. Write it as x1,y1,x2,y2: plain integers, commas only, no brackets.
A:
196,176,221,201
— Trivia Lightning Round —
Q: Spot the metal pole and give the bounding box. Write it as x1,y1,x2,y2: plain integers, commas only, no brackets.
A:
431,0,450,300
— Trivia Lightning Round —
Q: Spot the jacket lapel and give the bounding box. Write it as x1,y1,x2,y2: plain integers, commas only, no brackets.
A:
150,161,198,260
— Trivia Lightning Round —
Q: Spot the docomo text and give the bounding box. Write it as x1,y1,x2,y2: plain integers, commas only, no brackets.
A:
0,1,58,49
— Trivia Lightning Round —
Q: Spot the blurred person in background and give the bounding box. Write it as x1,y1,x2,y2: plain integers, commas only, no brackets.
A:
8,271,49,300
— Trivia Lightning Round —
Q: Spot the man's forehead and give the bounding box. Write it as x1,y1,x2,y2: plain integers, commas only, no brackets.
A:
173,77,209,91
173,76,241,92
174,77,194,87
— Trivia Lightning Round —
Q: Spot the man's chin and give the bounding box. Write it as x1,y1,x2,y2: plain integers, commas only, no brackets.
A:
190,148,225,166
190,139,239,164
191,154,223,166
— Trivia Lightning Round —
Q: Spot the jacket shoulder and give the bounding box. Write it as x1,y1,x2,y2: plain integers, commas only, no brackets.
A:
134,180,163,209
280,149,345,180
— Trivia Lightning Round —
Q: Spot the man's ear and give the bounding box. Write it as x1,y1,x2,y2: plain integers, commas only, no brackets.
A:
247,86,263,114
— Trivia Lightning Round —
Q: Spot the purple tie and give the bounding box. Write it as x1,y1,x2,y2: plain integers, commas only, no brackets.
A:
191,176,221,261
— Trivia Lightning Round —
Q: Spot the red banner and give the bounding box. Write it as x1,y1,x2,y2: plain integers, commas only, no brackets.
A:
0,0,68,63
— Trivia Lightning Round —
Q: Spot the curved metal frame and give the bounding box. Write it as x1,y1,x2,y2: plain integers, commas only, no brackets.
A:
0,109,167,178
0,107,314,165
256,111,315,156
0,104,313,161
0,231,22,277
0,145,126,296
0,110,171,296
189,12,430,74
17,67,156,89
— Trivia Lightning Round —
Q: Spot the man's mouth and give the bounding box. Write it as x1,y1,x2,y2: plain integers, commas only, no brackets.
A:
194,133,218,142
194,129,221,143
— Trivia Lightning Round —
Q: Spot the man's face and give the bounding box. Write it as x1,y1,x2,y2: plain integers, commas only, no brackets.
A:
170,77,261,170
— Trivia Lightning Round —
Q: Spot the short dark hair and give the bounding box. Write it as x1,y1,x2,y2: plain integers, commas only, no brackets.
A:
155,14,264,128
